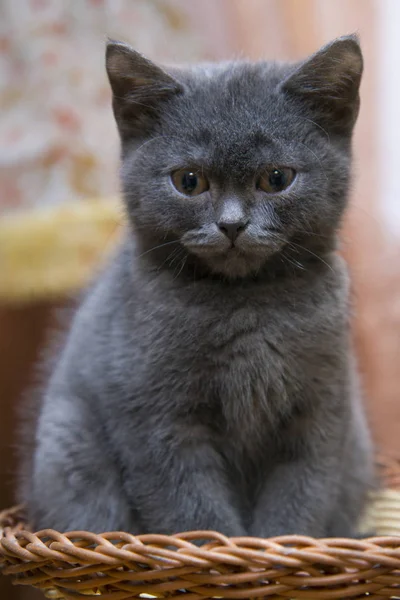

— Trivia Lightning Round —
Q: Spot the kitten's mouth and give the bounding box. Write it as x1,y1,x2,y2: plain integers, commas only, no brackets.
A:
207,251,266,278
181,230,287,277
183,237,284,258
185,245,269,278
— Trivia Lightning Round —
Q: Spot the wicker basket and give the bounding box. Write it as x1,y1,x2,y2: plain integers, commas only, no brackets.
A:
1,459,400,599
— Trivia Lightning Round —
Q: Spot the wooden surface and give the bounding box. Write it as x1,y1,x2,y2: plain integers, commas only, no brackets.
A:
0,303,62,599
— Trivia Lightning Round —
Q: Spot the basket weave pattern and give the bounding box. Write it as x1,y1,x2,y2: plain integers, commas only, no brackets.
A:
1,460,400,599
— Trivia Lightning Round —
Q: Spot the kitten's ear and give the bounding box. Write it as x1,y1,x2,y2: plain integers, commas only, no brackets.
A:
282,35,363,136
106,40,183,140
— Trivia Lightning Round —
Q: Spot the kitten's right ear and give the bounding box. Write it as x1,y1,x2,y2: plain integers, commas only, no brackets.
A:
106,40,183,140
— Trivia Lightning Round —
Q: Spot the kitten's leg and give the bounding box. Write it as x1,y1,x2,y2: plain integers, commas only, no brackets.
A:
26,394,138,533
29,395,245,536
250,454,340,538
327,421,374,538
116,422,246,536
250,403,372,538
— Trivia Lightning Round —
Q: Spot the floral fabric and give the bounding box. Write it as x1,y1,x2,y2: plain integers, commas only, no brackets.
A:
0,0,208,213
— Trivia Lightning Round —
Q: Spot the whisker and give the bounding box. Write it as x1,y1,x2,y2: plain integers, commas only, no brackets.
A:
283,256,306,271
297,141,329,183
299,230,327,238
137,240,180,259
168,247,184,269
173,256,188,280
286,240,334,273
347,202,382,228
279,256,296,275
133,134,184,157
156,246,182,272
297,116,331,143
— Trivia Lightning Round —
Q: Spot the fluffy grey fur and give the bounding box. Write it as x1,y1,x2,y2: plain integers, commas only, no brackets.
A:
23,35,374,537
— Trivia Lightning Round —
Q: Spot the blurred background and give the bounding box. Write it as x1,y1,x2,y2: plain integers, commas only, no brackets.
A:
0,1,399,597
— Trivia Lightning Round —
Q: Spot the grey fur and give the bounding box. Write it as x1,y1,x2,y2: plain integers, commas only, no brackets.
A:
22,35,374,537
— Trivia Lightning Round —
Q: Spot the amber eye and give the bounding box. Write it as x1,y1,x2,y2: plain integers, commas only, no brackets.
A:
257,167,296,193
171,169,209,197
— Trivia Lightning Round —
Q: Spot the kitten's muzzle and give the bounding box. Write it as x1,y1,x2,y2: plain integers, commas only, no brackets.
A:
217,219,249,244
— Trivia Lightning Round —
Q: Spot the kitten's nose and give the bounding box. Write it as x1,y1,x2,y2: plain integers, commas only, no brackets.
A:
217,220,248,243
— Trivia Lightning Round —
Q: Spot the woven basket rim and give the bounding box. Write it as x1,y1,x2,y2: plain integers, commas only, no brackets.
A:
2,457,400,598
2,495,400,600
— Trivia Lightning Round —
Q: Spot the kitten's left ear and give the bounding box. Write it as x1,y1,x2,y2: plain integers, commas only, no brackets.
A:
282,35,363,136
106,40,183,140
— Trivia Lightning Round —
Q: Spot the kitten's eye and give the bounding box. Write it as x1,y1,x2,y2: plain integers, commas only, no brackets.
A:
171,169,209,197
257,167,296,193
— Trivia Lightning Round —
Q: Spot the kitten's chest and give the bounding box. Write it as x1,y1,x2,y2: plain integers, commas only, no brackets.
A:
137,281,316,439
192,305,290,442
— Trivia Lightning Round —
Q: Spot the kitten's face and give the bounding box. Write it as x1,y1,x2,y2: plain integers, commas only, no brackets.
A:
107,38,362,278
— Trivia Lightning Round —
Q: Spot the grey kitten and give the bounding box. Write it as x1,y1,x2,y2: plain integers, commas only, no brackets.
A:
23,35,374,537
